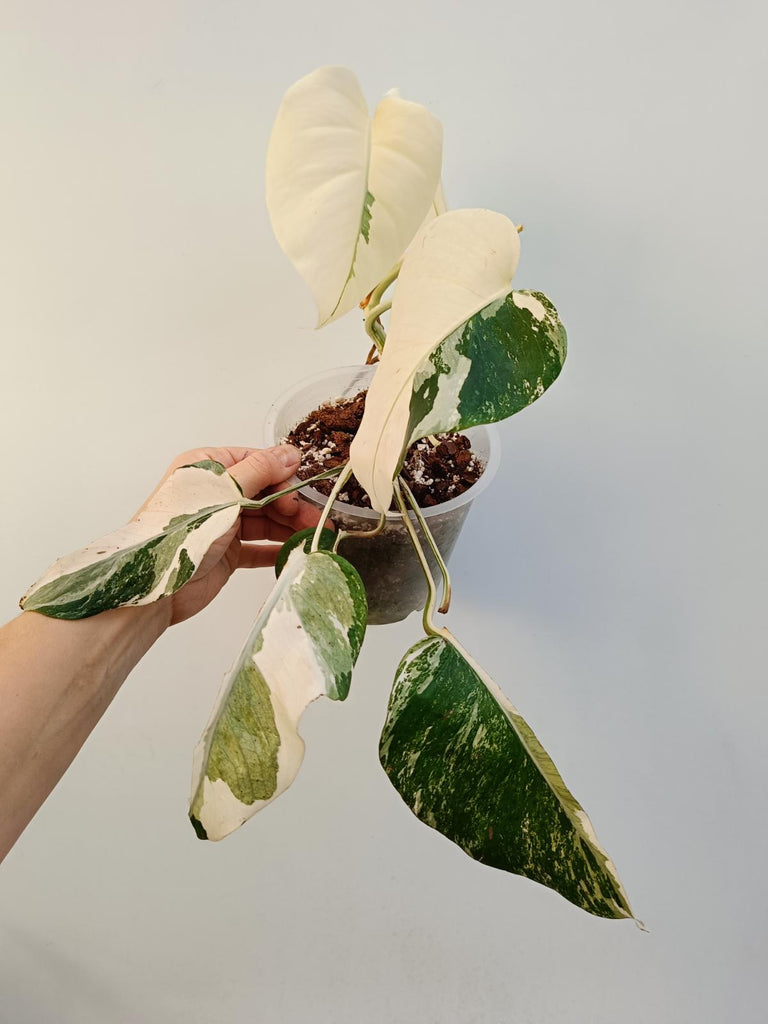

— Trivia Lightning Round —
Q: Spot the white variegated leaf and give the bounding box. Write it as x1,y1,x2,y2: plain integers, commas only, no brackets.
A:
380,633,635,920
189,547,367,841
266,66,443,326
350,209,521,511
414,179,448,235
20,461,243,618
20,462,345,620
433,180,447,217
406,289,566,443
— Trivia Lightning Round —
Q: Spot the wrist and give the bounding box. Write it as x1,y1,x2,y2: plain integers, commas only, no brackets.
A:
0,600,170,863
128,597,173,641
94,600,171,674
19,598,170,690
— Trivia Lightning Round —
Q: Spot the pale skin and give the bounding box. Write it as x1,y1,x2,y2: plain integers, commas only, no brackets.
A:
0,444,321,864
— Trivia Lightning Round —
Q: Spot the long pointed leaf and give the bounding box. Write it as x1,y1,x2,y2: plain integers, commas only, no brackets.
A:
20,462,243,618
266,66,443,326
189,547,367,841
380,634,633,920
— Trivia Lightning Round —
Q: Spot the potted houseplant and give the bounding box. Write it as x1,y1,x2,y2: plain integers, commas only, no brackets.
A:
261,362,501,624
21,66,635,922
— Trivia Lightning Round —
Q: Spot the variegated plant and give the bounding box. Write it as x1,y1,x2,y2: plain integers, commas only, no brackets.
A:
21,66,636,922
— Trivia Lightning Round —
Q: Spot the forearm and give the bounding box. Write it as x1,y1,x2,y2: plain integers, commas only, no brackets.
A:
0,603,169,862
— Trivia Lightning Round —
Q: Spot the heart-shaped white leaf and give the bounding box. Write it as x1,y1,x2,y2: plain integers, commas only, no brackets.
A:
349,209,521,512
414,179,448,235
266,66,443,326
189,547,367,841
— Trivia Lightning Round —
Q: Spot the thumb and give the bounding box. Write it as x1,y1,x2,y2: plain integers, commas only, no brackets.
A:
228,445,301,499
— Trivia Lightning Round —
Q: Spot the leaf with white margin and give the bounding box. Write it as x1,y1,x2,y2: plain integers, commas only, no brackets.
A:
266,65,443,327
349,209,521,512
189,546,367,841
380,633,634,920
20,461,244,619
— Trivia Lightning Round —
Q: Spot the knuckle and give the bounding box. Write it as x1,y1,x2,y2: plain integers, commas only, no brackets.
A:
248,448,274,471
247,448,280,482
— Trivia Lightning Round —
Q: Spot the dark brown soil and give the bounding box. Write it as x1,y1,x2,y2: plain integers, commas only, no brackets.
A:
285,390,484,510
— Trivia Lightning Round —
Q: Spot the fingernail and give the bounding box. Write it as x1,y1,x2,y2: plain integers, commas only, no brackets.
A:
273,444,300,467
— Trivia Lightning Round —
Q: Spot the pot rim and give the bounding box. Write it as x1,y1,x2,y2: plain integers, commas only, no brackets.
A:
263,364,501,520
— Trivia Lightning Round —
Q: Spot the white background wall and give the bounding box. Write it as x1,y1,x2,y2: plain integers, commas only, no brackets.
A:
1,1,766,1021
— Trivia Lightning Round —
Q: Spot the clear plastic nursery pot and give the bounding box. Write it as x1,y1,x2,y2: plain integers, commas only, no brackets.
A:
264,365,500,625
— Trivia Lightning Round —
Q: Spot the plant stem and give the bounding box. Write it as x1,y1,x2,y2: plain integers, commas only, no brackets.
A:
393,479,441,638
365,314,386,354
365,299,392,324
398,477,452,614
332,511,386,553
364,300,392,354
369,260,402,310
365,300,392,349
362,260,402,355
310,463,353,552
239,464,344,511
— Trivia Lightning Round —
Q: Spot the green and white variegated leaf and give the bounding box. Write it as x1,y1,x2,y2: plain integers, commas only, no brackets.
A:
189,547,367,842
266,66,443,327
380,634,634,920
20,462,243,619
406,288,566,443
349,209,522,512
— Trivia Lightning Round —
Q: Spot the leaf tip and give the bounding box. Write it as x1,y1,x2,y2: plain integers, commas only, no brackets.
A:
189,814,209,841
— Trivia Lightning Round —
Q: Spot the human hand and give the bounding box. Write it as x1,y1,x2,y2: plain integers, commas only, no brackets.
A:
139,445,322,627
0,444,325,860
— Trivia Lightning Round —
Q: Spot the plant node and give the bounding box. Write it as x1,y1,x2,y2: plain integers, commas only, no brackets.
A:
333,511,386,553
